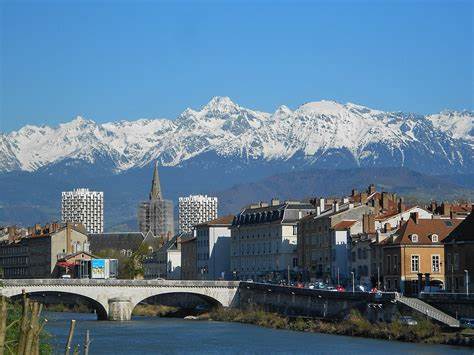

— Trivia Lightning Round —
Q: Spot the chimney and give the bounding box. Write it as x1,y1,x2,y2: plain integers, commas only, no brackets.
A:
398,198,405,213
384,223,392,233
319,198,325,211
343,197,349,204
348,203,354,209
333,201,339,212
368,184,376,195
360,192,368,204
352,189,358,197
442,202,451,216
382,192,389,210
363,214,375,234
7,226,16,241
271,198,280,206
410,212,419,224
316,206,321,216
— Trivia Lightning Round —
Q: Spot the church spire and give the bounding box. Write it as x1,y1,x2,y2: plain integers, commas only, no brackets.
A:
149,161,163,200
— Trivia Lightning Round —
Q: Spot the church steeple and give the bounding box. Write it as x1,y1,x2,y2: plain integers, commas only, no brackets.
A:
149,161,163,200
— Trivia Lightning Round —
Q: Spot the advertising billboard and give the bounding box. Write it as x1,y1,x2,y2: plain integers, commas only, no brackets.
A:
91,259,106,279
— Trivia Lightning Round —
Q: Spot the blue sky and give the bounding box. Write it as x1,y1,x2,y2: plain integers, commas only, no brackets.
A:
0,0,472,132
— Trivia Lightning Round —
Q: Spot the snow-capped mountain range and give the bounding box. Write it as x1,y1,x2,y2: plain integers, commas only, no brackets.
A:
1,96,473,174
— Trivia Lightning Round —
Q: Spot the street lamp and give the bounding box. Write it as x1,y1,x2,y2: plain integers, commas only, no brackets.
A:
465,270,469,295
351,271,355,293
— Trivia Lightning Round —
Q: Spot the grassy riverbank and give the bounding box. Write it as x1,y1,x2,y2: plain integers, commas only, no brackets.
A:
207,308,473,347
132,304,179,317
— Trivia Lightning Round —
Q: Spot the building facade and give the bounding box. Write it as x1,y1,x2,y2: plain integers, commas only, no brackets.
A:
143,234,182,279
180,235,197,280
178,195,218,233
138,162,174,239
231,200,315,281
195,215,233,280
0,223,88,278
443,209,474,293
61,188,104,233
298,201,373,282
381,213,461,295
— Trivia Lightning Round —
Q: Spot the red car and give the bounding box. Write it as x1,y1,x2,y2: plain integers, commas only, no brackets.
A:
336,285,346,292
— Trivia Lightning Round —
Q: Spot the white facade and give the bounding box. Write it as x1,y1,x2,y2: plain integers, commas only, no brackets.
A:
143,235,182,280
195,223,232,280
61,188,103,233
231,201,315,281
375,206,432,231
178,195,218,233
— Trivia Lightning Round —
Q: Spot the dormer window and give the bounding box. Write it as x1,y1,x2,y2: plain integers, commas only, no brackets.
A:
431,234,439,243
411,234,419,243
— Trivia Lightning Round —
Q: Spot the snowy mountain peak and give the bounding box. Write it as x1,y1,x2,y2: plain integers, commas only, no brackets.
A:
0,97,473,174
296,100,347,116
203,96,239,113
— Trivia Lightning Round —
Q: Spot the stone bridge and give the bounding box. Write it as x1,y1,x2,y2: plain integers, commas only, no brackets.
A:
0,279,241,321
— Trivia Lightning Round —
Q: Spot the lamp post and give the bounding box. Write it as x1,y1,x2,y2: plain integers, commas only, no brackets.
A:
337,267,340,286
465,270,469,295
377,266,380,290
351,271,355,293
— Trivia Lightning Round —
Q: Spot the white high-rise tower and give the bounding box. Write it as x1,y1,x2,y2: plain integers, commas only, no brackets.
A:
178,195,218,233
61,188,104,233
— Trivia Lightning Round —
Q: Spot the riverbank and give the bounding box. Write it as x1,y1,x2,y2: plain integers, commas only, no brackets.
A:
205,308,474,347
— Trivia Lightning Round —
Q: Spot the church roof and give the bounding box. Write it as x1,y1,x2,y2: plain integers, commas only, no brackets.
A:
149,161,163,200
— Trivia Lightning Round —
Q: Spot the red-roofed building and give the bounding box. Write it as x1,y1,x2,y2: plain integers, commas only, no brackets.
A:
443,208,474,293
382,213,461,295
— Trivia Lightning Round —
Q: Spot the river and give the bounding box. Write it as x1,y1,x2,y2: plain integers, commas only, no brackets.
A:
44,312,471,354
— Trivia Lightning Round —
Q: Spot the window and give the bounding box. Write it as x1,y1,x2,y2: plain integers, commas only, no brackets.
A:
411,234,419,243
293,226,298,235
431,234,439,243
454,253,460,271
387,255,391,273
411,255,420,273
432,255,440,273
393,255,398,272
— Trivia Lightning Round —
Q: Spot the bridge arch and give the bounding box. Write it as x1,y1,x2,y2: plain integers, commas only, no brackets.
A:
129,289,225,311
8,290,108,320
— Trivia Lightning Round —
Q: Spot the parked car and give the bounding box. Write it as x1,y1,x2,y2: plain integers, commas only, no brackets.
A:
460,318,474,328
61,274,71,279
398,316,418,326
336,285,346,292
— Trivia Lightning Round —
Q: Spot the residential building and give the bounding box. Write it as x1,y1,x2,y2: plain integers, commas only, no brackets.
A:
195,215,233,280
231,199,315,281
143,234,183,279
88,231,161,258
298,201,373,282
0,223,88,278
443,208,474,293
381,212,461,295
298,185,408,283
178,195,218,233
428,201,472,219
61,188,104,233
138,162,174,239
180,235,197,280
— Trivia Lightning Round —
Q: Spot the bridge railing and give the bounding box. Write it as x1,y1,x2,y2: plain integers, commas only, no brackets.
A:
0,279,242,288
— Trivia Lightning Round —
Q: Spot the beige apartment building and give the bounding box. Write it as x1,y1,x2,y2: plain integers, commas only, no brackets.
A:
0,223,89,278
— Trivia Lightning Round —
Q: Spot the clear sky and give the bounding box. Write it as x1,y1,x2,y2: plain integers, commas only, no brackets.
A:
0,0,473,132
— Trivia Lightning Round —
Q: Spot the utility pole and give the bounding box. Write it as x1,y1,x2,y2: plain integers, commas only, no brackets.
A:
377,266,380,290
287,264,290,285
465,270,469,295
351,271,355,293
